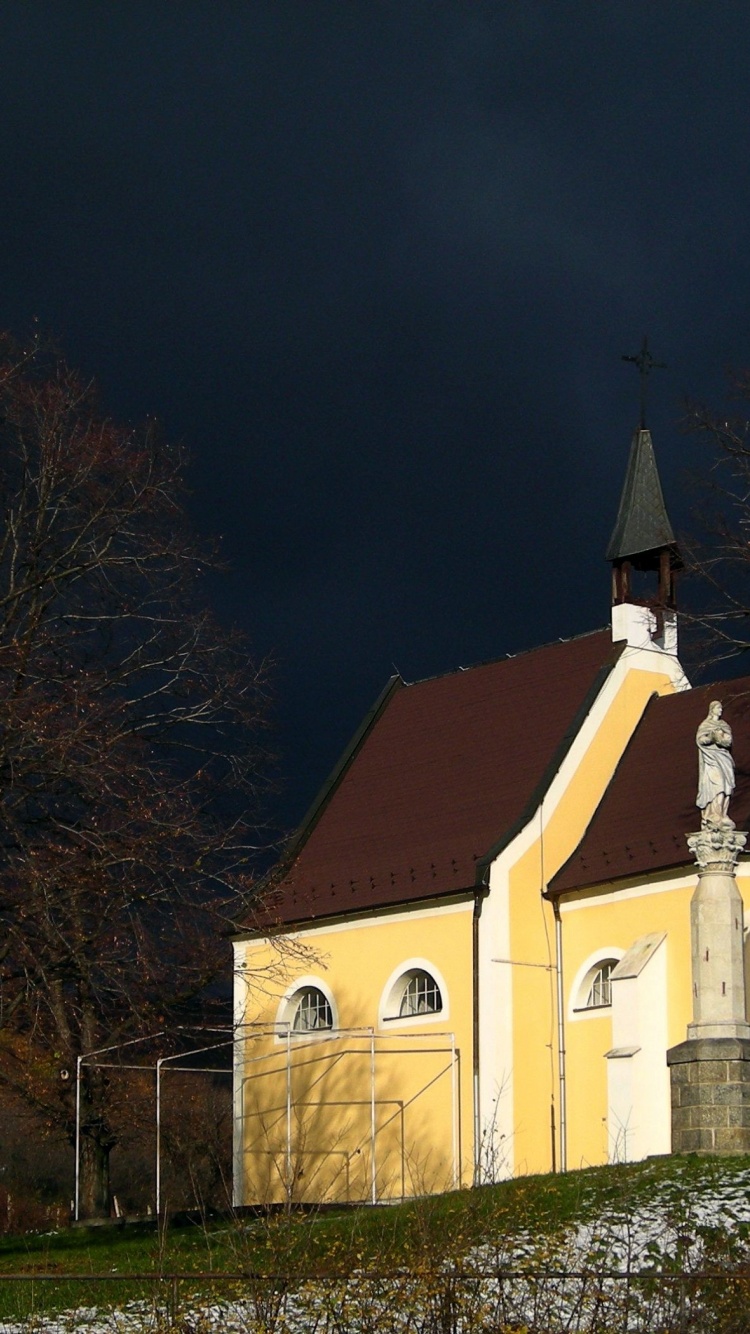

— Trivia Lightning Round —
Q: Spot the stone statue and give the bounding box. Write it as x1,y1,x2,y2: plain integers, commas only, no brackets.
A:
696,700,735,827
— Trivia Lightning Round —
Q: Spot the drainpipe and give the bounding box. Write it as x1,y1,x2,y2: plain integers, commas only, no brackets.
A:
553,896,567,1172
472,886,488,1183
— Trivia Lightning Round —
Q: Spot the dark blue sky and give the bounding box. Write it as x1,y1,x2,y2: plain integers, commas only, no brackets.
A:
2,3,750,836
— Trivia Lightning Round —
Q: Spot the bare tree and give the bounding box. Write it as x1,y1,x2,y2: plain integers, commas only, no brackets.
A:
0,334,271,1216
683,374,750,666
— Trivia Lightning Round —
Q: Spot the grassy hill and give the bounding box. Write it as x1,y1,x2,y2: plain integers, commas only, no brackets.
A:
1,1155,750,1330
1,1152,750,1274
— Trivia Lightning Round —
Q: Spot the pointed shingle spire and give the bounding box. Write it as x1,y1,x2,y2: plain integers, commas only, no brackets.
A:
608,427,682,611
606,428,677,562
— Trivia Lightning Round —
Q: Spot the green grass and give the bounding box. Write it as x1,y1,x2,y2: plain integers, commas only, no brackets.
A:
0,1156,746,1324
0,1152,749,1279
0,1157,748,1325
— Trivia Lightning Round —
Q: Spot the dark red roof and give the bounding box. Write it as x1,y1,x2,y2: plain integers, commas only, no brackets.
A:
251,629,621,929
550,678,750,894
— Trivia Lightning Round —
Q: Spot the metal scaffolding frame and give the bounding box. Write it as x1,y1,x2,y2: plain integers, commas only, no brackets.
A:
236,1024,459,1205
73,1021,460,1218
74,1029,233,1221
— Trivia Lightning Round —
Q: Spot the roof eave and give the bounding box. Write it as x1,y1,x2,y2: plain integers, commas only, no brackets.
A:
231,885,478,941
545,856,696,900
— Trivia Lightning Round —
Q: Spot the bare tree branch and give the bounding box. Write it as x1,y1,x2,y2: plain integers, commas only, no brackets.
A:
682,379,750,669
0,333,279,1216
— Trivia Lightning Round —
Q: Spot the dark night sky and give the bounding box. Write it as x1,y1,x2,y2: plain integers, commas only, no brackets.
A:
3,2,750,839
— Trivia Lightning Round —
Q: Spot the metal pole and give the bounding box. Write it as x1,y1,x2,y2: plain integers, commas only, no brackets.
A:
69,1031,165,1224
285,1028,292,1201
451,1033,459,1189
472,892,483,1184
74,1056,82,1222
370,1031,376,1205
554,902,567,1172
156,1058,163,1217
399,1102,405,1202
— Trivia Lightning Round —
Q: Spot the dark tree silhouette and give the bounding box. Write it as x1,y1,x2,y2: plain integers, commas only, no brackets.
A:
685,375,750,667
0,334,273,1216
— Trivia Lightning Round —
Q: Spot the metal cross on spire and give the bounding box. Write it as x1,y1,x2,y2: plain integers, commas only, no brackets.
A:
621,335,667,430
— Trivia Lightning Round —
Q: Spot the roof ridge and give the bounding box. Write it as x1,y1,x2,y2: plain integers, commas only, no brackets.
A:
403,626,611,690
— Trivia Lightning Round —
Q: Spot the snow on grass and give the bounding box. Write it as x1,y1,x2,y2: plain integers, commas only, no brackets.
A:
468,1158,750,1272
4,1161,750,1332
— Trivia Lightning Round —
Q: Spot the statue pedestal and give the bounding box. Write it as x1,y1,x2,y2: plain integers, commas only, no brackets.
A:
668,824,750,1153
667,1037,750,1153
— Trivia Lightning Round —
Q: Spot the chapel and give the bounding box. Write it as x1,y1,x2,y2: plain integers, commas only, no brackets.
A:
231,420,750,1206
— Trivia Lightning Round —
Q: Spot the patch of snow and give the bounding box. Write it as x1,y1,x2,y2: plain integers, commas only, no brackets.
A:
4,1164,750,1332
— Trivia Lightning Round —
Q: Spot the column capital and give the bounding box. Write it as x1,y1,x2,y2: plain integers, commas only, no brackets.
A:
687,824,747,872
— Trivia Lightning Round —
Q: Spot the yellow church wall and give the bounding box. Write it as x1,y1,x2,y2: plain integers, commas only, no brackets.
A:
561,879,693,1169
553,869,750,1170
505,662,682,1177
235,898,475,1204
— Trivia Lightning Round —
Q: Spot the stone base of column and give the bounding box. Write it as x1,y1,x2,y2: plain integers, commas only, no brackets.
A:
667,1037,750,1153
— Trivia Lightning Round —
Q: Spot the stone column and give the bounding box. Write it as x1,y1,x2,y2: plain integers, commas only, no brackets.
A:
686,825,749,1040
667,824,750,1153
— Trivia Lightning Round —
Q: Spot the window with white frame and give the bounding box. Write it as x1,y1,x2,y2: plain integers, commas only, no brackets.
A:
398,969,443,1017
581,959,617,1010
290,985,334,1033
380,961,447,1026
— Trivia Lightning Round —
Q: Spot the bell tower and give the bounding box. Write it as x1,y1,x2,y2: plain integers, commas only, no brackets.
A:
607,338,683,650
607,425,682,607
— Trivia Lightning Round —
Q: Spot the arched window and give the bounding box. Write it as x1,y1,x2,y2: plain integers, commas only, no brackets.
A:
398,969,442,1017
380,960,448,1026
583,959,617,1010
290,985,334,1033
569,950,624,1021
